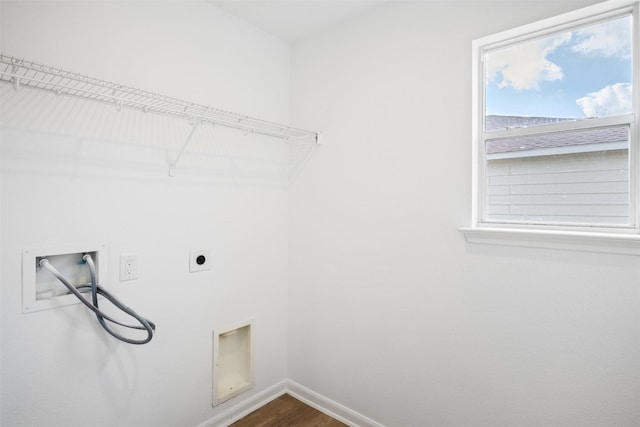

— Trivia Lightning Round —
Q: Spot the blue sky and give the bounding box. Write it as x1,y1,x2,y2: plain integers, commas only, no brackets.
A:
485,15,632,119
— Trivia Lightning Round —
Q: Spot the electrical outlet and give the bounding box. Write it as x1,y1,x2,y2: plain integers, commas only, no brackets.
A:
190,249,211,272
120,254,138,281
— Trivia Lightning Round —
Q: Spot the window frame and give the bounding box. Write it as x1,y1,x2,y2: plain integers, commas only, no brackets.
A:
464,0,640,253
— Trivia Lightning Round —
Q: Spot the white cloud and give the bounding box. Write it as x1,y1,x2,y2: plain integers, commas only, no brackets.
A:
486,33,570,91
576,82,632,117
571,17,631,60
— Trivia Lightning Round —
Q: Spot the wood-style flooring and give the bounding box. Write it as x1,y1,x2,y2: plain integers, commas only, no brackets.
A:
230,394,347,427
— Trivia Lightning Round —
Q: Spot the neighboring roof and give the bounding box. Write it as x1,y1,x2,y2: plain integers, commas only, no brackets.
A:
485,115,574,132
485,115,629,155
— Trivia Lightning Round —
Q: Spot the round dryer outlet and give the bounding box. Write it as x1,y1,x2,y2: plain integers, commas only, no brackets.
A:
190,249,211,272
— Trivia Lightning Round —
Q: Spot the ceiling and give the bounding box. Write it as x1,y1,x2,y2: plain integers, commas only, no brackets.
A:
208,0,387,43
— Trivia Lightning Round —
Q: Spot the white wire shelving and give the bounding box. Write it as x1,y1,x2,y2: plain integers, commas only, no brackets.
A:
0,54,320,175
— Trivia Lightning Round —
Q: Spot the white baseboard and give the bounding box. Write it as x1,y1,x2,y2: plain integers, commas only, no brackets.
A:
197,379,288,427
197,379,385,427
285,380,385,427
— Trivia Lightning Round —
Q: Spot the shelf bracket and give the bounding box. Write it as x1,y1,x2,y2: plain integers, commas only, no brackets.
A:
169,120,201,177
11,64,19,91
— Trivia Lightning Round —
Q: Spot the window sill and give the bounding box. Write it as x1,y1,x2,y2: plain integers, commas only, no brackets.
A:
459,226,640,255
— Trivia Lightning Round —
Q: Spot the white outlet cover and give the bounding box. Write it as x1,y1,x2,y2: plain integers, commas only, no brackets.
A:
190,249,211,272
120,254,139,281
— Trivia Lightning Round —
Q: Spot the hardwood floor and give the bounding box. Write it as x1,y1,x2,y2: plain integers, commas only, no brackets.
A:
230,394,348,427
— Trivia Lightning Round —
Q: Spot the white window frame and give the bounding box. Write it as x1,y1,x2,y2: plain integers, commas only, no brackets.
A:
461,0,640,254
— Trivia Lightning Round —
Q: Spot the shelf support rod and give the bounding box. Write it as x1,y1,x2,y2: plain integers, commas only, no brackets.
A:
169,120,200,177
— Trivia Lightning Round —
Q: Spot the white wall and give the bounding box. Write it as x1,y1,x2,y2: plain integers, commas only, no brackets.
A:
1,2,292,426
289,1,640,426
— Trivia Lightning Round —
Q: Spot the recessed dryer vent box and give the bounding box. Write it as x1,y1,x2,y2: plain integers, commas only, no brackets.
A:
212,320,254,406
22,243,108,313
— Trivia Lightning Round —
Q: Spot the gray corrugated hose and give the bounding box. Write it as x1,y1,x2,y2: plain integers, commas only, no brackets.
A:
39,254,155,344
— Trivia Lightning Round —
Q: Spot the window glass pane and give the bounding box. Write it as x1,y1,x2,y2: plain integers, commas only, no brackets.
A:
485,125,630,225
485,15,632,132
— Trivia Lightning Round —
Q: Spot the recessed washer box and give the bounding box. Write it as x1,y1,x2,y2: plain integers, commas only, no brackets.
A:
22,243,108,313
190,248,211,272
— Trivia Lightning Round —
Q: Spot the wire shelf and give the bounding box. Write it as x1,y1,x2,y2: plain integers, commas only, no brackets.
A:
0,54,319,141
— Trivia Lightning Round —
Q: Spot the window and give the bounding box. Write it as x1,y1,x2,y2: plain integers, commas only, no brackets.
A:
470,0,639,240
